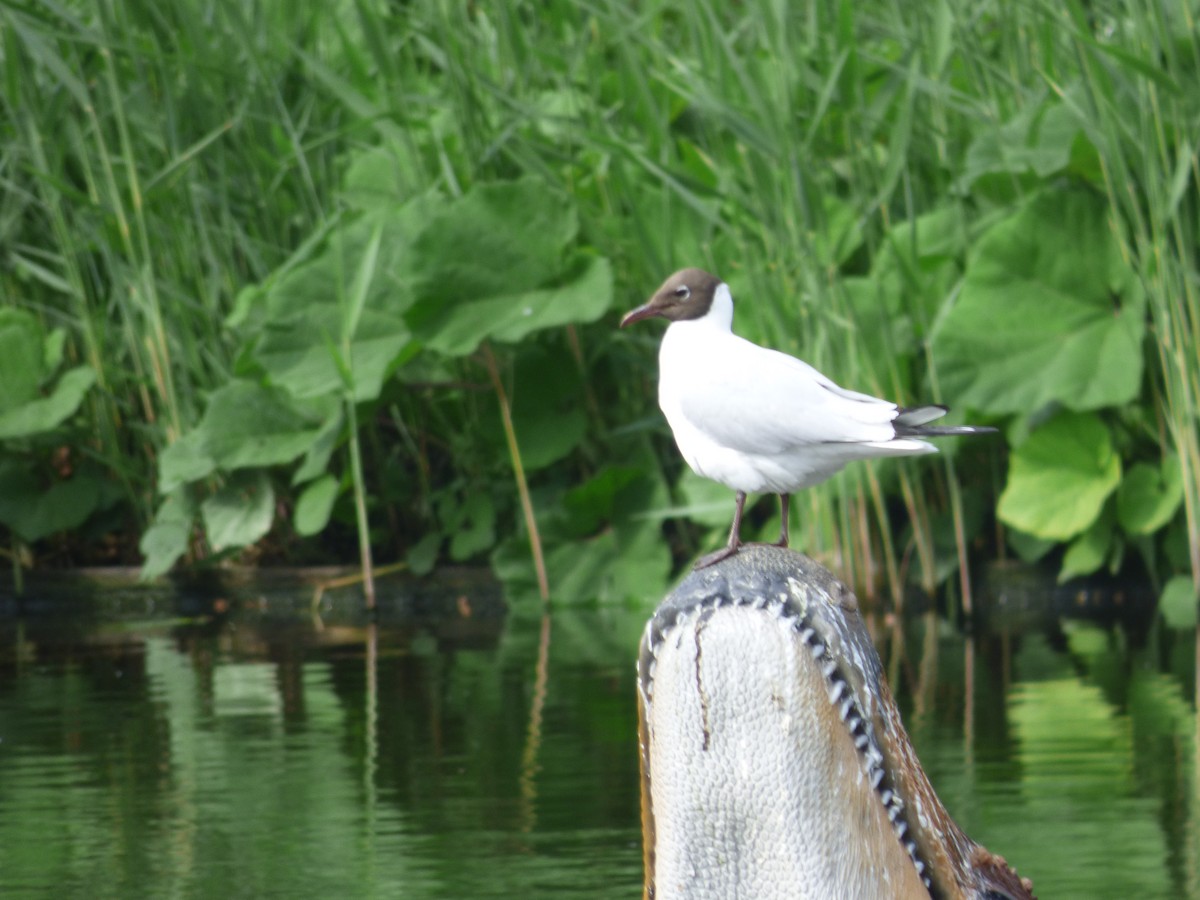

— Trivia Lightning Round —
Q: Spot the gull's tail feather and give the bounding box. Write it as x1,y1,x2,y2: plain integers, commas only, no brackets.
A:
893,405,996,438
894,405,948,427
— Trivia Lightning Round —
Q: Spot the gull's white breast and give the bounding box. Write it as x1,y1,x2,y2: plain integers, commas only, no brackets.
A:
656,286,936,495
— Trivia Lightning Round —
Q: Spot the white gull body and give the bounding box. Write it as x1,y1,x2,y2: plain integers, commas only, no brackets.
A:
656,282,936,495
621,268,991,567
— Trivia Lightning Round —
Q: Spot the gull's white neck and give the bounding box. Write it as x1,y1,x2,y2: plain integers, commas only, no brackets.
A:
659,283,735,406
671,282,734,334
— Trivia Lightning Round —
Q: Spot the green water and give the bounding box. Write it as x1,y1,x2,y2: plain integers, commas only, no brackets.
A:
0,575,1195,899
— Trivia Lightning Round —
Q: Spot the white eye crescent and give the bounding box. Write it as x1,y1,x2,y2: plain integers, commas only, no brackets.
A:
673,285,691,300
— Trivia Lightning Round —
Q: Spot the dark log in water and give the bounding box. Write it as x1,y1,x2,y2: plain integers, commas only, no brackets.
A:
637,545,1034,900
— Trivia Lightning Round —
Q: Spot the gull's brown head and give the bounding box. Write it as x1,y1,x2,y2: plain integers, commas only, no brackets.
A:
619,268,723,328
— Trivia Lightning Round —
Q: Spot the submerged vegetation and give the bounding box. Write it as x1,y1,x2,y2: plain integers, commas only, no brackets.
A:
0,0,1196,607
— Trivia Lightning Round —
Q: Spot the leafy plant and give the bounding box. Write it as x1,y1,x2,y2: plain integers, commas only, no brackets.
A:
0,309,112,571
1,0,1195,604
140,175,613,588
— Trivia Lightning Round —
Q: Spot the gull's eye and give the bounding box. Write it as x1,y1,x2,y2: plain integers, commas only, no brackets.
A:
672,285,691,300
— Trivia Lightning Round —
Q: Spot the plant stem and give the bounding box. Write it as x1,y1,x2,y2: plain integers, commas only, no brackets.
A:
482,342,549,600
346,396,376,611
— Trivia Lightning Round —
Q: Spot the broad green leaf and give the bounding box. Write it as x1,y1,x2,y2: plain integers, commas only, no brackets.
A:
159,430,216,493
259,203,430,324
1158,575,1198,629
961,99,1081,184
511,405,586,473
531,88,589,141
139,490,195,578
0,462,111,542
43,328,65,373
403,179,611,355
0,366,95,440
253,306,412,401
292,410,345,486
406,531,441,576
1117,458,1183,535
495,464,672,603
0,309,46,413
138,520,192,579
416,255,613,357
201,471,275,551
998,412,1121,540
675,468,739,530
408,177,578,308
561,466,646,537
294,474,340,536
932,188,1145,414
810,193,865,269
841,205,966,379
876,204,967,273
449,492,496,561
1006,527,1057,563
503,343,590,471
548,529,671,604
1058,504,1114,582
198,382,323,471
493,519,671,606
343,220,384,342
488,256,613,343
0,300,94,439
341,145,416,209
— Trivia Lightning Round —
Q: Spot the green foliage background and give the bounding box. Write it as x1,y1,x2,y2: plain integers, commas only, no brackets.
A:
1,0,1196,604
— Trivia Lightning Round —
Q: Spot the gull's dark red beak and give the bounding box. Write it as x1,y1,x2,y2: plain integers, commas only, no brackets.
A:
619,303,660,328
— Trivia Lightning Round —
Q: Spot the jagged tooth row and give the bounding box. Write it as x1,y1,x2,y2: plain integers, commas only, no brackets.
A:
907,841,930,888
826,677,846,703
789,614,932,892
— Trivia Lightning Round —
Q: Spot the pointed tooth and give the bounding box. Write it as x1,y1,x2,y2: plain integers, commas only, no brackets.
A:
840,697,853,720
847,715,862,733
810,642,825,659
822,659,838,679
799,627,815,643
894,821,908,840
870,768,884,789
854,733,869,750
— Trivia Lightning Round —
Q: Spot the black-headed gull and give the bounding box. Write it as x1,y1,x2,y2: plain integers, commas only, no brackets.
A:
621,268,995,569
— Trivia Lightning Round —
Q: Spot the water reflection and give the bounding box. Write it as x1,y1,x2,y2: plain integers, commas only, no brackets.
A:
0,569,1195,899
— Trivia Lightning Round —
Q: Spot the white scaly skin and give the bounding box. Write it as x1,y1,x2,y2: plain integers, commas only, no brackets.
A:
637,546,1036,900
